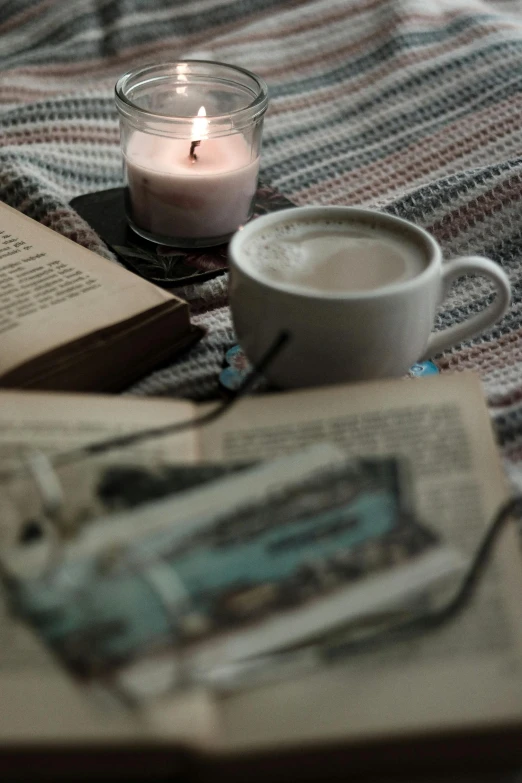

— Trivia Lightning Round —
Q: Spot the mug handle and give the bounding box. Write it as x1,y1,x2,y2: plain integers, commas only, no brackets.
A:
421,256,512,359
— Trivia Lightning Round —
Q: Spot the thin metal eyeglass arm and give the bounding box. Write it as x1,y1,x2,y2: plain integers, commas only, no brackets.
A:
52,331,290,466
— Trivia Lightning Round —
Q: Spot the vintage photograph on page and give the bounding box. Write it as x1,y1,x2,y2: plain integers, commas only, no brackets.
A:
1,444,463,699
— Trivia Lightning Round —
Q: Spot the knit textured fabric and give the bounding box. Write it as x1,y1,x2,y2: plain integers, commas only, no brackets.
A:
2,0,522,468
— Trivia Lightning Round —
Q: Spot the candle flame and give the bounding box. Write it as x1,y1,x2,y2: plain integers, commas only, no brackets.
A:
192,106,208,142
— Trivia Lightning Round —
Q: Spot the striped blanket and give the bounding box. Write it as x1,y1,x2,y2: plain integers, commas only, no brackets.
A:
2,0,522,471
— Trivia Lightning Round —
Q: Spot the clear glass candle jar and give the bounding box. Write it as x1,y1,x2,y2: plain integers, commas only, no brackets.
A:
115,61,269,248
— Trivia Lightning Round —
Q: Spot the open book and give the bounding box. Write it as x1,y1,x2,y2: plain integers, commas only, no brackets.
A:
0,372,520,779
0,201,198,391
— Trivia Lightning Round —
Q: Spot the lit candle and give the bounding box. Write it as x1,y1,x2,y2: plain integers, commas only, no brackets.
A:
116,62,268,248
124,105,259,245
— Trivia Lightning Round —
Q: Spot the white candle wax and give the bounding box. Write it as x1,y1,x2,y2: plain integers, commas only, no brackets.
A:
125,130,259,241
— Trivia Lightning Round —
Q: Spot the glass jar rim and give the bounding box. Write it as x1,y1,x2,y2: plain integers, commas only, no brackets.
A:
115,60,269,129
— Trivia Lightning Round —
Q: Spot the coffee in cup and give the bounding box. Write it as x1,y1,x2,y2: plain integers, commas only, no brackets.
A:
242,218,428,293
228,207,511,388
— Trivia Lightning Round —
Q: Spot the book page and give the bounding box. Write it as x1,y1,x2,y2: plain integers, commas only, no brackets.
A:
0,390,198,740
0,621,139,743
195,373,522,750
0,201,177,377
201,373,504,559
0,390,197,469
0,390,198,544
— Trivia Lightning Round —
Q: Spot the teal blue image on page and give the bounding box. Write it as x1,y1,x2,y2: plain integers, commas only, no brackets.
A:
10,457,437,677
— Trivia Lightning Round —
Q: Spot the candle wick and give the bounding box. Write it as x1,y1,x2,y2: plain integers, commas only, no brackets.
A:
189,140,200,162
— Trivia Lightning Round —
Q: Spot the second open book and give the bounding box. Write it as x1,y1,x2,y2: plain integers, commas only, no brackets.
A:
0,372,520,773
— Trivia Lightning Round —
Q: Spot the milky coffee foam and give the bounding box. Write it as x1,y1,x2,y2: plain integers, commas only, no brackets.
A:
242,219,428,293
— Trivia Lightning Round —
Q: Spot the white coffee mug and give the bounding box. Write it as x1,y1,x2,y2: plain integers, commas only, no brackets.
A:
228,206,512,388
